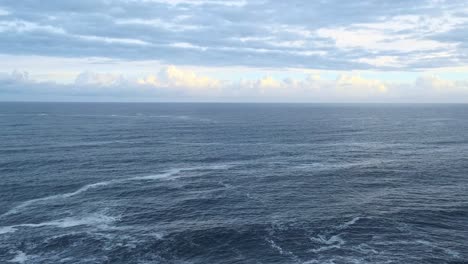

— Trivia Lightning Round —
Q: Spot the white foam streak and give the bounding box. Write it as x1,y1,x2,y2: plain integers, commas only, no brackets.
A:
130,168,183,181
337,217,361,230
0,164,232,218
0,213,117,235
22,214,115,228
310,244,341,253
8,251,28,264
0,226,17,234
310,234,345,253
311,234,344,245
266,238,287,255
266,238,300,262
1,181,115,217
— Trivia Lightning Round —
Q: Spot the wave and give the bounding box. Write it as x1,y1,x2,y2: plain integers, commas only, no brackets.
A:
8,251,29,264
265,238,300,262
373,239,461,259
306,217,361,254
310,234,345,245
309,234,345,253
0,213,118,235
147,115,214,122
0,164,232,218
309,244,342,253
266,238,287,255
337,217,361,230
55,140,131,148
0,181,115,217
126,168,184,181
0,113,214,122
352,243,379,254
294,160,390,172
0,226,16,235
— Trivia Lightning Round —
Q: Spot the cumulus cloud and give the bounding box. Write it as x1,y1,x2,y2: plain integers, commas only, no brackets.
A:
335,75,388,95
1,67,467,102
416,75,468,92
75,72,127,87
137,66,221,91
257,76,282,90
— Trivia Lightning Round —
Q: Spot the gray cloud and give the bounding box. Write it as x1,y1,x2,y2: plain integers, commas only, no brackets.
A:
1,0,467,70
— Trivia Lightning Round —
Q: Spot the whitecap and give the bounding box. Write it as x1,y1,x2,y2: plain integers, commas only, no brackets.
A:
0,226,16,234
353,243,378,254
267,238,287,255
147,115,213,122
0,164,233,218
294,159,390,172
56,140,129,148
310,244,342,253
149,232,165,240
130,168,183,181
309,234,345,253
41,213,116,228
266,238,300,262
310,234,345,245
442,248,461,258
0,181,114,217
188,164,233,171
0,213,117,235
337,217,361,230
8,251,29,264
415,240,461,258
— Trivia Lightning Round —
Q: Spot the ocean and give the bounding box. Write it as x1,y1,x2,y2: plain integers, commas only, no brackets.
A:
0,102,467,264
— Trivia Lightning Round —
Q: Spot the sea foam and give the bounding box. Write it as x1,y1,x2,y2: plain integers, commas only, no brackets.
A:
8,251,29,264
0,164,232,218
0,213,117,235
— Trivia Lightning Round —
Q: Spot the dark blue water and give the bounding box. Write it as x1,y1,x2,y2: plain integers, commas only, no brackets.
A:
0,103,467,264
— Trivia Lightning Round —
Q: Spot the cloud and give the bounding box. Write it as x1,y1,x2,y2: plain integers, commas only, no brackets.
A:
0,20,65,34
1,0,468,102
257,76,282,90
416,75,468,92
137,66,221,91
75,72,126,86
316,27,453,53
136,0,248,7
0,0,467,70
355,56,403,68
2,66,467,102
335,74,388,95
115,18,203,31
0,8,9,16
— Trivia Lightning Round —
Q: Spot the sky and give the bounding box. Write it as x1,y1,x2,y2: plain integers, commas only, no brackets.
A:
0,0,468,102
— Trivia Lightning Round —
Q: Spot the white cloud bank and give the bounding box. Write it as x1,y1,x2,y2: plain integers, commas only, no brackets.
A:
137,66,221,90
1,66,467,102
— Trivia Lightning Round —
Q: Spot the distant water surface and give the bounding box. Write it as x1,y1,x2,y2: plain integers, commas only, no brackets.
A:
0,103,467,263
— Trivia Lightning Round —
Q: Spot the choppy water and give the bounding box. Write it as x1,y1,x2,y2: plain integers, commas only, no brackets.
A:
0,103,467,264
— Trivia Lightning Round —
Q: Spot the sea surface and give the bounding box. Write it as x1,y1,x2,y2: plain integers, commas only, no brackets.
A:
0,102,467,264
